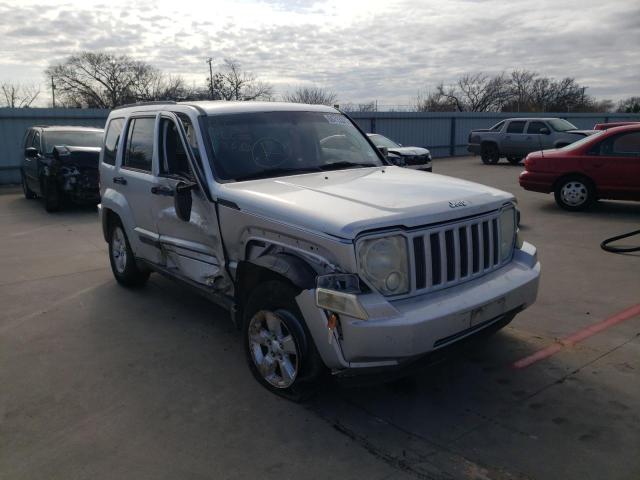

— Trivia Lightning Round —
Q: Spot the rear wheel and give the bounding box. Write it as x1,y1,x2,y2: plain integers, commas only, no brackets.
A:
481,143,500,164
108,220,150,287
21,170,36,199
507,156,522,165
554,175,595,211
243,280,324,401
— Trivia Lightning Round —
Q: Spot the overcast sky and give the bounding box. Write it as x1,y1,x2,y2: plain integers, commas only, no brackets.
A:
0,0,638,107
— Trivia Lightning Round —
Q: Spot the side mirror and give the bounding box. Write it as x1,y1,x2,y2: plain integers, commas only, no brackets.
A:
174,180,197,222
378,146,388,157
25,147,38,158
540,127,550,135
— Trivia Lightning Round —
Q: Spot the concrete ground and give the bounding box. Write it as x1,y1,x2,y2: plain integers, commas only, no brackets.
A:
1,156,639,480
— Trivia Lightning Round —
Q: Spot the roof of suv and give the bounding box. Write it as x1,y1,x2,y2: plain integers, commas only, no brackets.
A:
33,125,104,132
114,101,339,115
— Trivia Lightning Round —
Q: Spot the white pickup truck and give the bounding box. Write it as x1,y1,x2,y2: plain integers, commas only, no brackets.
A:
468,117,596,165
98,101,540,399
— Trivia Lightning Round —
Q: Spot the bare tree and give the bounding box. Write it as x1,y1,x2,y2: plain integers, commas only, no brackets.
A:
208,59,273,101
46,51,186,108
415,90,457,112
0,82,40,108
283,86,337,105
437,73,512,112
617,96,640,113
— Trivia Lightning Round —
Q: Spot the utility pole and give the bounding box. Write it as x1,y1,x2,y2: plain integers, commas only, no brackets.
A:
51,75,56,108
206,57,214,100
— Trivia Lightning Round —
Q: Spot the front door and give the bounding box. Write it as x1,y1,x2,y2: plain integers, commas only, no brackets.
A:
150,113,227,288
525,120,554,153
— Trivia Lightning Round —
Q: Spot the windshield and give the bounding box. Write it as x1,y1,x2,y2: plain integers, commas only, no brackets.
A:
44,130,103,153
548,119,578,132
368,134,400,148
558,131,605,151
205,111,383,181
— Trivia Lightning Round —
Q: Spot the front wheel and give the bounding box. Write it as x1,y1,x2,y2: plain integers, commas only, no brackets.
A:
42,178,61,212
554,176,595,211
108,221,150,287
481,144,500,164
243,280,324,401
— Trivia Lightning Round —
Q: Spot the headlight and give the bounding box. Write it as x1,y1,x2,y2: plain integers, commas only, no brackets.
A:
357,235,409,295
499,206,516,261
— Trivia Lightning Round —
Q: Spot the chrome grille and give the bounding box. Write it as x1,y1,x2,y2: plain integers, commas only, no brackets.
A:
410,212,504,294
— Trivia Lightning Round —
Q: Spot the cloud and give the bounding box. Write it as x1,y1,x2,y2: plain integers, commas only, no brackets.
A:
0,0,638,106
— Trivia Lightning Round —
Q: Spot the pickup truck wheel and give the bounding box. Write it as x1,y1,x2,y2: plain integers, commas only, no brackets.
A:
42,178,61,212
481,144,500,164
108,222,150,287
554,176,595,211
21,170,37,199
507,156,522,165
243,280,323,401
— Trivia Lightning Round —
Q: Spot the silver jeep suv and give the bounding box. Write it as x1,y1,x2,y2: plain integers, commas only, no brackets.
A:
98,101,540,399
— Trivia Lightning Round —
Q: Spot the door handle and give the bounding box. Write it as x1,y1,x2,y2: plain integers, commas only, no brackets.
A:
151,185,174,196
113,176,127,185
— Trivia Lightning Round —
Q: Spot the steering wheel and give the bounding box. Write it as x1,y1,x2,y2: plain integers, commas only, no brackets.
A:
252,138,288,168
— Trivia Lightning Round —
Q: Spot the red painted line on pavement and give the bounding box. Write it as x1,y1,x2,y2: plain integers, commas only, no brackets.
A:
513,303,640,369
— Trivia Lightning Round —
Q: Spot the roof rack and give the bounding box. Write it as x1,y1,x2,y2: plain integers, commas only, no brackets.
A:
113,100,177,110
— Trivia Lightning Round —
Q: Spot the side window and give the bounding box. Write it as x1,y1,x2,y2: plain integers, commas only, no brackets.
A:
176,113,201,162
103,118,124,166
124,117,155,172
24,130,34,148
159,118,193,178
596,132,640,156
506,121,526,134
491,121,505,132
32,131,41,152
527,121,548,134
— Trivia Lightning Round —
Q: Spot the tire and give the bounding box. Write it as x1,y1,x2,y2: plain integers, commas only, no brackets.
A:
42,177,61,212
21,170,36,199
481,143,500,164
554,175,595,211
507,156,522,165
108,220,150,287
243,280,324,401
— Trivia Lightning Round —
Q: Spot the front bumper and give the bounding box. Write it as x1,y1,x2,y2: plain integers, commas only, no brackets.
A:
296,241,540,372
56,166,100,203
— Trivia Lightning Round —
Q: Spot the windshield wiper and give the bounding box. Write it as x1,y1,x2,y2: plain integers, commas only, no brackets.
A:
233,167,321,182
319,161,378,171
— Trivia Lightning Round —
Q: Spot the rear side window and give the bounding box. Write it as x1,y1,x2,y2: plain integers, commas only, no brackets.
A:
506,121,526,134
527,121,547,134
124,117,155,172
103,118,124,166
597,131,640,156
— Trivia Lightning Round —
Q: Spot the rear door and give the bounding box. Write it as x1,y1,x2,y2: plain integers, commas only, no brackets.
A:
150,112,227,287
584,130,640,199
501,120,528,155
116,115,163,263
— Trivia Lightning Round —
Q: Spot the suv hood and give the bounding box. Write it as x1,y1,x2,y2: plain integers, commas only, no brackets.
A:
220,166,513,239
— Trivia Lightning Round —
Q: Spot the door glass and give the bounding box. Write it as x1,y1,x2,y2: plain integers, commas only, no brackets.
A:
103,118,124,166
159,118,193,178
124,118,155,172
526,121,547,134
506,121,526,134
32,131,41,151
611,132,640,155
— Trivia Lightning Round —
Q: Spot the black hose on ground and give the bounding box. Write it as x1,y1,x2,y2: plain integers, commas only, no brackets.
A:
600,228,640,253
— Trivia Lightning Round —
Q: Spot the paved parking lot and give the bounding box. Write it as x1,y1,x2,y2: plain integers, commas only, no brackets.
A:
1,156,639,480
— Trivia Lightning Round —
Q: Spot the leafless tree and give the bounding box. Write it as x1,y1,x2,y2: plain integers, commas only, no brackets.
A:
415,90,457,112
46,51,188,108
208,59,273,101
616,96,640,113
283,86,337,105
0,82,40,108
436,73,512,112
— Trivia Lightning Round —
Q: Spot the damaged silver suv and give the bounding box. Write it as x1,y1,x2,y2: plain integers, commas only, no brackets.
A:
98,101,540,399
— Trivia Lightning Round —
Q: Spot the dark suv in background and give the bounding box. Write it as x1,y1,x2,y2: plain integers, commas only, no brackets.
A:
21,125,104,211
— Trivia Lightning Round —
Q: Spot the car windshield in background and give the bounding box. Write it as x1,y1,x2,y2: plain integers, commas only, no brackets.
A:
548,119,579,132
206,111,383,181
44,131,103,153
559,131,605,150
369,134,400,148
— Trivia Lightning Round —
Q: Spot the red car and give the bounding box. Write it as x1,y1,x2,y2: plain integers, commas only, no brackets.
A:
519,124,640,210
